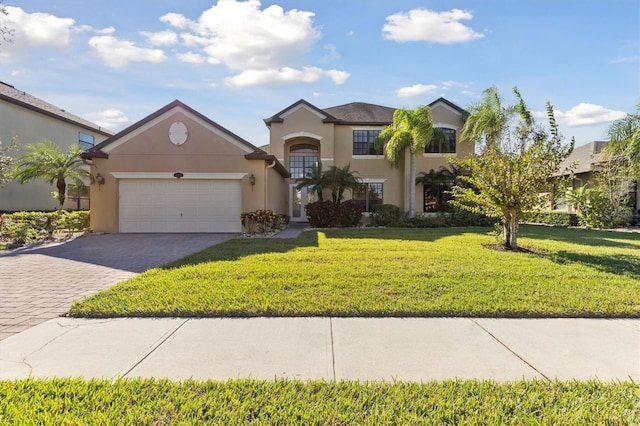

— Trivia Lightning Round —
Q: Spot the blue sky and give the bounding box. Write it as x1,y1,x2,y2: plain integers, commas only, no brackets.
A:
1,0,638,148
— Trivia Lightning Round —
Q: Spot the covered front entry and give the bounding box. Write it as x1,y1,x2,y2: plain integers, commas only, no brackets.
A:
118,177,242,233
289,184,315,222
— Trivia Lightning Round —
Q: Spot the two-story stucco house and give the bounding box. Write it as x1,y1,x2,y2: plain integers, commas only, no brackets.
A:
0,82,112,211
84,97,471,233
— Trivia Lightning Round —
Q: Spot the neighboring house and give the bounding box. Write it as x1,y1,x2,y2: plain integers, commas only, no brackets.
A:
550,140,639,210
84,97,470,233
0,82,112,212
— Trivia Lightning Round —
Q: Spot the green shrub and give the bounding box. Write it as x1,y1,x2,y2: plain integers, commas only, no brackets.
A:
447,206,497,227
241,209,287,234
305,200,365,228
0,210,90,246
391,214,444,228
524,211,579,227
371,204,403,226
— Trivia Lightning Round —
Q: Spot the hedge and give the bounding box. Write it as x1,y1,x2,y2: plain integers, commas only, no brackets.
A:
0,210,90,245
523,211,579,227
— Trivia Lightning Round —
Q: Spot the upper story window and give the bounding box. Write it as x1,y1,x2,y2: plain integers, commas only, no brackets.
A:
353,130,381,156
289,144,318,179
79,132,95,150
425,128,456,154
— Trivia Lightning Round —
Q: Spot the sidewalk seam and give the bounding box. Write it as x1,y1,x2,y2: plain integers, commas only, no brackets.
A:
119,318,190,379
470,319,551,382
329,317,336,381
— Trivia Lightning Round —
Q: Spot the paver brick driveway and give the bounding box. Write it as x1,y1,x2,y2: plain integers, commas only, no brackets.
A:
0,233,239,341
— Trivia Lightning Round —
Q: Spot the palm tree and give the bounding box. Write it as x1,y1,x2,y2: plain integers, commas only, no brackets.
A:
12,140,90,209
606,103,640,178
324,164,361,206
295,161,326,201
376,106,435,218
461,86,514,147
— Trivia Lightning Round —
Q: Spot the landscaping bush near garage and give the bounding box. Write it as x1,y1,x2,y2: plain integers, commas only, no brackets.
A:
241,209,288,235
1,378,637,425
305,200,364,227
524,211,579,227
70,226,640,318
0,210,90,246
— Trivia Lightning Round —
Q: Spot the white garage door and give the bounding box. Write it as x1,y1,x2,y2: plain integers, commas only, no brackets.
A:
118,179,241,233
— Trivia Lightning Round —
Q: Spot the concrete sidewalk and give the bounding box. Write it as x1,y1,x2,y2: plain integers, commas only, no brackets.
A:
1,317,637,382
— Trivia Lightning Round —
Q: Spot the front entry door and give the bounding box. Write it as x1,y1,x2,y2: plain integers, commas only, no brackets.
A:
290,184,315,222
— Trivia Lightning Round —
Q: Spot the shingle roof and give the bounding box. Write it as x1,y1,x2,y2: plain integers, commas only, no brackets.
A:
0,81,112,136
554,141,607,176
265,98,468,128
321,102,396,125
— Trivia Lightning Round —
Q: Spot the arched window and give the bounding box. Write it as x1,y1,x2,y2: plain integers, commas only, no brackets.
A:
289,144,319,178
425,128,456,153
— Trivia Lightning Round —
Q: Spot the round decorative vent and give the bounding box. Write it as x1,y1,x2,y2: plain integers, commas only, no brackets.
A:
169,121,188,146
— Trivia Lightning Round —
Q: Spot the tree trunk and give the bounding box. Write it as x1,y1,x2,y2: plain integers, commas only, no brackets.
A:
503,209,518,249
56,178,66,209
509,211,518,249
408,150,416,218
503,211,511,248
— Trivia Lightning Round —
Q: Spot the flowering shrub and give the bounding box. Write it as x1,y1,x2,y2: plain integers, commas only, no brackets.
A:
241,209,287,234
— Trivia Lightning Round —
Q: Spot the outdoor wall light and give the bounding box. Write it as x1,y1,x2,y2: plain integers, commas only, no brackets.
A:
173,172,184,179
249,174,256,186
95,173,105,185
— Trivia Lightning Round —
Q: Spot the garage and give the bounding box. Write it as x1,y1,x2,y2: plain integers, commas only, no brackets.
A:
118,177,242,233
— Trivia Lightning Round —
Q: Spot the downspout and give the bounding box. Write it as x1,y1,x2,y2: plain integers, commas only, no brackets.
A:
265,160,276,210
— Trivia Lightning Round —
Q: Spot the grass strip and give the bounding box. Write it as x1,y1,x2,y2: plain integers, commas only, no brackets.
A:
70,226,640,318
1,378,638,425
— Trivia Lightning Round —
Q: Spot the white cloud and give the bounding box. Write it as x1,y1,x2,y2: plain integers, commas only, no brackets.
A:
609,55,639,64
322,44,340,62
141,30,178,46
552,103,627,127
160,0,348,87
178,52,206,64
96,26,116,35
383,8,484,43
346,30,355,37
84,109,129,132
226,66,349,88
89,35,167,68
160,12,191,29
0,6,75,63
324,69,350,84
396,84,439,98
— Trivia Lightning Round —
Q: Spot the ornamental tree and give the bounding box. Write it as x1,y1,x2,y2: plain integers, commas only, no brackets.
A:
450,87,574,249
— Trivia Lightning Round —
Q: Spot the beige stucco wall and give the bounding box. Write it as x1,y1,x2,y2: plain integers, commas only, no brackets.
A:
89,110,278,233
0,101,108,211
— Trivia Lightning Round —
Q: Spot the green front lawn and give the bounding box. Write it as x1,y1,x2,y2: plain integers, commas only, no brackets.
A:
1,379,637,424
69,226,640,318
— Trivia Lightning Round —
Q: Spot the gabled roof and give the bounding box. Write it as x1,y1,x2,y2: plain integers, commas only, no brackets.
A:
85,99,265,158
428,97,468,115
554,141,607,176
0,81,112,136
265,97,468,127
322,102,396,125
263,99,338,127
83,99,289,178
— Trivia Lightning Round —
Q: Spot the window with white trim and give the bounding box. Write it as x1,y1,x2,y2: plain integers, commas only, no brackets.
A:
289,144,318,179
353,182,383,212
353,130,381,155
425,127,456,154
